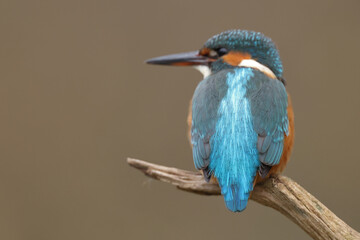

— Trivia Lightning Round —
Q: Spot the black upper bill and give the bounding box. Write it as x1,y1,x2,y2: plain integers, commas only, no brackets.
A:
145,51,211,66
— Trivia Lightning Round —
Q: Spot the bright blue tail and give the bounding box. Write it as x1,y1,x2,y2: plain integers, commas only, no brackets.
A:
207,69,260,213
221,184,249,212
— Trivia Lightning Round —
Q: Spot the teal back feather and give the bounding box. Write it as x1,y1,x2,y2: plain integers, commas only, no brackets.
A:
191,67,288,212
209,68,259,212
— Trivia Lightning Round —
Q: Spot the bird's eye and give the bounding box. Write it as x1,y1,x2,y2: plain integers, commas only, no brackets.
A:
207,48,229,59
217,48,228,57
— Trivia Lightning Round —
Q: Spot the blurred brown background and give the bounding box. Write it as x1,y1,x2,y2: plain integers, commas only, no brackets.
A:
0,0,359,239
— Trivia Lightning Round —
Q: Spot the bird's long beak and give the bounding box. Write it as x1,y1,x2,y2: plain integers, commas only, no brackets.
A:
145,51,211,66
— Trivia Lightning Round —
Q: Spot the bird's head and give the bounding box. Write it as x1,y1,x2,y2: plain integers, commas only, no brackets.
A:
146,30,283,80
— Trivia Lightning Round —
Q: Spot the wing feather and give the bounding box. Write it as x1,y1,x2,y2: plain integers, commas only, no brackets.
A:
248,72,289,177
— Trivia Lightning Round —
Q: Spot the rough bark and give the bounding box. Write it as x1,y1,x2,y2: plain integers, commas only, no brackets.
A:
127,157,360,240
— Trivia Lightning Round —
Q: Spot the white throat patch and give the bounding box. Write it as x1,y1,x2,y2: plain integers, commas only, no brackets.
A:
193,65,211,79
238,59,276,78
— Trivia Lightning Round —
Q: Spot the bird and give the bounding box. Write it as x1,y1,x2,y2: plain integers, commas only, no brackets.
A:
146,30,294,212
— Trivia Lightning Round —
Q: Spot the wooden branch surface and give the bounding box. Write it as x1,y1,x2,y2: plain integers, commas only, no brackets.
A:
127,157,360,240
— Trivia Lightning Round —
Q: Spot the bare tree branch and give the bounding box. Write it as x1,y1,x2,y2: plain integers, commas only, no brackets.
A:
127,157,360,240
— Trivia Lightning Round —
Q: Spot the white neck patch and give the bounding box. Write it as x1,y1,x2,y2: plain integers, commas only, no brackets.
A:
238,59,276,78
193,65,211,79
193,59,276,79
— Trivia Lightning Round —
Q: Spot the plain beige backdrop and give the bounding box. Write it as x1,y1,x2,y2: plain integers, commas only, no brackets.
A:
0,0,359,239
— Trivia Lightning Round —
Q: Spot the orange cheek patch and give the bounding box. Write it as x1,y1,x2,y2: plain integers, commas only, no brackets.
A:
222,52,251,66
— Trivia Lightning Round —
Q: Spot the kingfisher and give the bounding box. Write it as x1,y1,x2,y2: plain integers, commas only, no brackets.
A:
146,30,294,212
